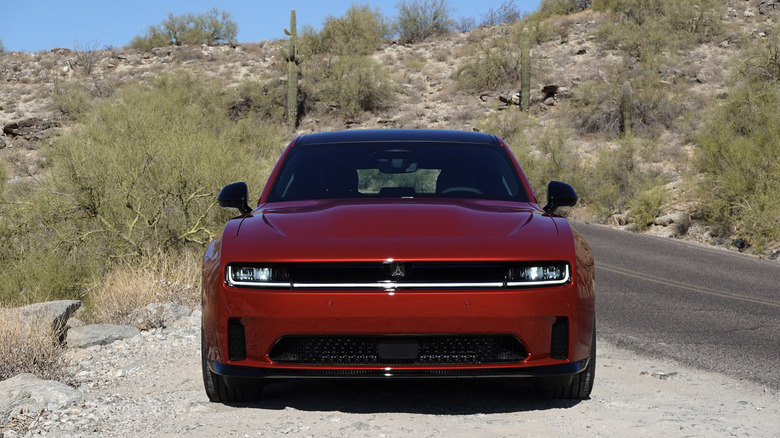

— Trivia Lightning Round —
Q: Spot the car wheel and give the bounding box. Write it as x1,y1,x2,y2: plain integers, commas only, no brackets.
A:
201,329,261,403
537,323,596,400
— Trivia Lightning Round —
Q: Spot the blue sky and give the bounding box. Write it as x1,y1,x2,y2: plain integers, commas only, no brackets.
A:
2,0,542,52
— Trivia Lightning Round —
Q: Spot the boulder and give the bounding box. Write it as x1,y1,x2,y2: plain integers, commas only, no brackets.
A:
66,324,140,349
127,302,192,330
2,118,60,141
13,300,81,341
0,373,84,423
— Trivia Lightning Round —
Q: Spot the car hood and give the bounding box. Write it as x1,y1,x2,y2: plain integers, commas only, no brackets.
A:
224,199,571,262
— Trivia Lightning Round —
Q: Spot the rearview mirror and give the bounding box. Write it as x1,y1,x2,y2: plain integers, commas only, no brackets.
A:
543,181,577,214
218,182,252,215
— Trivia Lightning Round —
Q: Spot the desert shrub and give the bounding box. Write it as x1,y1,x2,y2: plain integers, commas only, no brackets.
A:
0,308,67,382
395,0,454,44
454,39,521,92
479,1,524,27
52,81,92,120
592,0,722,62
567,63,686,138
86,250,200,326
478,113,667,222
626,184,666,230
232,78,287,124
320,56,398,118
0,71,285,304
0,38,6,54
319,4,390,56
694,82,780,251
740,24,780,83
130,8,237,51
533,0,590,20
73,40,102,76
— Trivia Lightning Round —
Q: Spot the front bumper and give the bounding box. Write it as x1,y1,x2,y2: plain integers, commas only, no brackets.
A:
202,283,595,375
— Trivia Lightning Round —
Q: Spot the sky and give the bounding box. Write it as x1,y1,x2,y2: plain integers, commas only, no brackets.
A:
2,0,542,52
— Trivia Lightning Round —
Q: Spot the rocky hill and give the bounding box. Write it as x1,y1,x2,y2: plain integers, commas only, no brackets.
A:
1,2,778,260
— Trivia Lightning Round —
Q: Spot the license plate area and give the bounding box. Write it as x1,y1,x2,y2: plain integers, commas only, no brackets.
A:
378,340,419,360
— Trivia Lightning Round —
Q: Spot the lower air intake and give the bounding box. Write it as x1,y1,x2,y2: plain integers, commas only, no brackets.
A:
227,318,247,361
269,335,528,365
550,317,569,360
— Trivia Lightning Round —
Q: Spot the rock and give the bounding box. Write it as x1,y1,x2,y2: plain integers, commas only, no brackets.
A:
128,302,191,330
12,300,82,341
66,324,140,348
67,317,86,329
0,373,84,423
2,118,60,140
654,213,687,227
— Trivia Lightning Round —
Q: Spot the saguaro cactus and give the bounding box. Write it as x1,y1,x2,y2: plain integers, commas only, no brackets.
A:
284,10,300,128
621,80,632,136
521,27,530,112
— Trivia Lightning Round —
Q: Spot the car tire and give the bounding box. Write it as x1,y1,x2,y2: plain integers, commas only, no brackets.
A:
201,329,262,403
537,323,596,400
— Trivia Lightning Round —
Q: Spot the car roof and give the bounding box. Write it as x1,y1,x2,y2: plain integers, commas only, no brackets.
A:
295,129,499,146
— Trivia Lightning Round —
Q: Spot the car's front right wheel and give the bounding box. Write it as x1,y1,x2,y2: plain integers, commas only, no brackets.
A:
201,329,261,403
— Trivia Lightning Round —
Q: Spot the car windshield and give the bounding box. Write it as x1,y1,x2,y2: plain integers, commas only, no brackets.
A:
267,142,529,203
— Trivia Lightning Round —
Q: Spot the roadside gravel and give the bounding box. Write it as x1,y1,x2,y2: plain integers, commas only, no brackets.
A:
2,309,778,438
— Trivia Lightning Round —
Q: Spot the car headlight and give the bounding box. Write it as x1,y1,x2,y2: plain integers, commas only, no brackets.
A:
226,265,291,288
506,263,570,287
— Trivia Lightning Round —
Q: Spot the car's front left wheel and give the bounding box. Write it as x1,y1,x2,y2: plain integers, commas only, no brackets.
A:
536,323,596,399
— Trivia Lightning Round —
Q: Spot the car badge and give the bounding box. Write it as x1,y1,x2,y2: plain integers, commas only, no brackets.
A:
385,262,409,278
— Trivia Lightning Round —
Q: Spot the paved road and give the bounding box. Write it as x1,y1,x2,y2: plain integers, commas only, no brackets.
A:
574,222,780,389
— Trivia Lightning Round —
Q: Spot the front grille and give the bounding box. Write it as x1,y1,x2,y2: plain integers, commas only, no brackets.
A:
289,262,507,285
269,335,528,365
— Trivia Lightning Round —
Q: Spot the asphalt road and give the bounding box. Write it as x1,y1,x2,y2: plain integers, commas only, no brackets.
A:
574,222,780,389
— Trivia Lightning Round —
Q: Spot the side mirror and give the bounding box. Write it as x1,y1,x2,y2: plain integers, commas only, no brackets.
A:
217,182,252,215
543,181,577,214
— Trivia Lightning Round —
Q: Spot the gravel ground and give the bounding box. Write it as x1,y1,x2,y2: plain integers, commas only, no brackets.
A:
3,310,778,438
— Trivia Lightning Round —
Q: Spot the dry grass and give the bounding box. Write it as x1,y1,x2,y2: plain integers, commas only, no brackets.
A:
0,309,68,382
86,251,200,326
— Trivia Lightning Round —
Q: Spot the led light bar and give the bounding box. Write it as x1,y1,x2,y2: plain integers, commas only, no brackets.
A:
226,265,291,288
506,263,570,287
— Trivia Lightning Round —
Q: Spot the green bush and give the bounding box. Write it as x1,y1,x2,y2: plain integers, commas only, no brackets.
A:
454,38,521,92
567,63,686,137
395,0,453,44
533,0,590,20
130,8,237,51
592,0,723,62
51,81,93,120
477,112,667,222
320,56,398,119
626,184,666,230
0,72,286,304
319,4,390,56
740,23,780,83
695,82,780,251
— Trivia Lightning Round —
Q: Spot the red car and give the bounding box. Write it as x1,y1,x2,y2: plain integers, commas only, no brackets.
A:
201,129,595,402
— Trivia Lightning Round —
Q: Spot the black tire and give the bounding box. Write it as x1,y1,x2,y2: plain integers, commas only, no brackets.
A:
201,329,261,403
537,324,596,399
